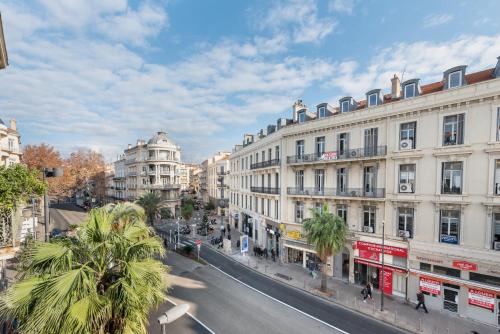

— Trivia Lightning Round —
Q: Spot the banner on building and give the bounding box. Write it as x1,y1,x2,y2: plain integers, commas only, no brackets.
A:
359,249,380,261
468,289,495,311
452,260,477,271
240,235,248,253
419,277,441,295
320,152,337,161
356,241,408,258
381,269,393,295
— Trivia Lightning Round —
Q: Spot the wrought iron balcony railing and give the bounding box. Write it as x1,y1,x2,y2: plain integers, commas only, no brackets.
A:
250,186,280,194
250,159,281,170
287,146,387,164
287,187,385,198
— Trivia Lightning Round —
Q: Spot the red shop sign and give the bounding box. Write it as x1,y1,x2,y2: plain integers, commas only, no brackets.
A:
354,258,407,274
379,268,393,295
359,249,380,262
419,277,441,295
452,260,477,271
468,289,494,311
356,241,408,258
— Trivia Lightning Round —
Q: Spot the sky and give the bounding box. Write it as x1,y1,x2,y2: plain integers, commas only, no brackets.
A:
0,0,499,163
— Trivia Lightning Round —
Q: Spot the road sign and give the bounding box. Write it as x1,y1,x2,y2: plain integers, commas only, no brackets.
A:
240,235,248,253
195,239,202,245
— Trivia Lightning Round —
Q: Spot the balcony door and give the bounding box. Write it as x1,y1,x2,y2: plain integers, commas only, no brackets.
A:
364,128,378,156
363,166,376,196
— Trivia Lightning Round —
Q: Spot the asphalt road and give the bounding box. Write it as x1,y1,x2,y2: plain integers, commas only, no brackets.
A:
198,244,407,334
49,203,88,231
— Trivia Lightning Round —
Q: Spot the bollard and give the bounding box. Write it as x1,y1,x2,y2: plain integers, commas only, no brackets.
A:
354,297,357,309
418,318,422,332
394,310,397,323
303,279,306,289
372,301,375,314
265,265,267,274
247,259,250,267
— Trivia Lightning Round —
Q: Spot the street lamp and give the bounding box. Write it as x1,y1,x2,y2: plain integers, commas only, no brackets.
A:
176,216,180,249
42,168,63,242
380,220,385,311
157,304,189,334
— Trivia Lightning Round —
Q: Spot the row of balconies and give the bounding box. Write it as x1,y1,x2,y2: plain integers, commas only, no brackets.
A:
250,159,281,170
250,186,280,194
287,187,385,198
145,183,181,190
216,170,230,176
287,146,387,165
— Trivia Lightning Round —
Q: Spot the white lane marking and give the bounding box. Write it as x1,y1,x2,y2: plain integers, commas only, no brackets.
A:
207,263,349,334
166,297,217,334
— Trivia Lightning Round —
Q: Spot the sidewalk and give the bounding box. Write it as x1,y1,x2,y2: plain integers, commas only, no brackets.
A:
200,227,498,334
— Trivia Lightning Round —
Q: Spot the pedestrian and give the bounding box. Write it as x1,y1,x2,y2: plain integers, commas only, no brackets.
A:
363,282,372,302
415,290,429,313
227,223,231,234
271,248,275,261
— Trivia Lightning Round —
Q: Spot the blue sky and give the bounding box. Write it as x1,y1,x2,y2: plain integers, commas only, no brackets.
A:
0,0,499,163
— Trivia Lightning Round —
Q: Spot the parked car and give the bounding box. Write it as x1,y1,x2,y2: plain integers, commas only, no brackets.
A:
179,225,191,235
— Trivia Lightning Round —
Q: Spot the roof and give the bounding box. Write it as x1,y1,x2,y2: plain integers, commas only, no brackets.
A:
147,131,176,146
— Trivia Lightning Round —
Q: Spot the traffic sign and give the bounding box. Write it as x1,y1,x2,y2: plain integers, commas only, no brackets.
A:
195,239,202,245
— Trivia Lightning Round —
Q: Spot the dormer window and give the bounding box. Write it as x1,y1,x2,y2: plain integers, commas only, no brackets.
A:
368,93,378,107
404,83,415,98
318,106,326,118
298,111,306,123
341,100,349,113
448,70,462,89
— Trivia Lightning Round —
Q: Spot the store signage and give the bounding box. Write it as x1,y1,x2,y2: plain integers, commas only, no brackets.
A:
356,241,408,258
359,250,380,262
353,258,407,274
287,230,302,240
452,260,477,271
320,152,337,161
381,269,393,295
468,289,495,311
419,277,441,295
240,235,248,253
440,234,458,244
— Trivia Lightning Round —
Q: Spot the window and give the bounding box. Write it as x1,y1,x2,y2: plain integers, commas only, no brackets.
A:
275,145,280,160
469,273,500,288
399,164,415,193
295,170,304,191
315,136,325,157
7,139,14,151
275,200,279,219
364,128,378,156
441,162,463,194
341,100,349,113
363,206,376,233
261,150,265,162
267,199,270,216
275,173,279,188
261,198,264,214
249,175,253,187
398,208,414,238
250,196,252,210
433,265,461,278
404,83,416,98
337,205,347,224
318,106,326,118
295,201,304,223
255,153,259,163
368,93,378,107
496,108,500,141
298,111,306,123
296,140,305,158
400,122,416,149
440,209,460,244
495,160,500,196
337,133,349,157
337,167,348,194
492,212,500,250
314,169,325,192
420,262,431,272
315,202,323,214
245,176,248,189
245,195,248,209
443,114,464,146
363,166,376,194
250,155,253,166
448,70,462,89
268,148,272,161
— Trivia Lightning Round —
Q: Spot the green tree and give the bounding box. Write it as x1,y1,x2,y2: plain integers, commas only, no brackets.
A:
302,204,348,292
0,202,168,334
181,203,194,221
136,192,162,224
0,164,46,209
159,207,172,219
204,201,215,211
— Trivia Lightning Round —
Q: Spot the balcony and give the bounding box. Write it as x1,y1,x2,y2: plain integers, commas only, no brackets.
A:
159,169,171,175
146,184,181,190
217,170,230,176
250,186,280,194
217,183,229,189
287,146,387,164
250,159,280,170
148,170,156,175
287,187,385,198
127,172,137,177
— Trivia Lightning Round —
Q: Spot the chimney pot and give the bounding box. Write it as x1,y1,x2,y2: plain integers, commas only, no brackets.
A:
128,144,132,149
9,119,16,131
391,74,401,99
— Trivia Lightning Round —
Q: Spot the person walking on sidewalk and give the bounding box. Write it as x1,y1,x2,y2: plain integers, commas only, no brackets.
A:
363,282,372,302
415,290,429,313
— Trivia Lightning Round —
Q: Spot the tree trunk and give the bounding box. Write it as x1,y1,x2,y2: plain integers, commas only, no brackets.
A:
320,257,327,292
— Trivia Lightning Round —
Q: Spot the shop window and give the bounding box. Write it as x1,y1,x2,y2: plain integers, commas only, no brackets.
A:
439,209,460,244
441,162,463,195
443,114,464,146
469,272,500,288
433,265,461,278
419,262,431,272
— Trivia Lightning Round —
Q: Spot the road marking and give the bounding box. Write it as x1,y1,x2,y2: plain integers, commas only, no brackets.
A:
207,263,350,334
165,297,217,334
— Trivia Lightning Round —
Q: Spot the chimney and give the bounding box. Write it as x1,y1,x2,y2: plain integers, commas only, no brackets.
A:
494,56,500,78
391,74,401,99
292,99,306,121
9,119,16,131
127,144,132,149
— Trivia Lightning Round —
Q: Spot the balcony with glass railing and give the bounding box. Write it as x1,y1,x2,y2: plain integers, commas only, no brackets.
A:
287,146,387,164
287,187,385,198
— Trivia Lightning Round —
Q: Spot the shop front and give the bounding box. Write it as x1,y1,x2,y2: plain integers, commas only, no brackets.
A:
283,238,319,271
264,222,281,260
353,239,409,297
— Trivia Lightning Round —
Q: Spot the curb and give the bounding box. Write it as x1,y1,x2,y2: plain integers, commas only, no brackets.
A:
200,242,417,334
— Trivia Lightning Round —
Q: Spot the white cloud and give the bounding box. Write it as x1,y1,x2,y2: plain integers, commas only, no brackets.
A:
329,0,355,14
422,13,454,28
260,0,337,44
328,34,500,100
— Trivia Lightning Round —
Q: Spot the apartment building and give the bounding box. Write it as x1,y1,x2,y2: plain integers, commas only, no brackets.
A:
113,131,182,215
0,119,20,167
200,152,231,208
229,57,500,326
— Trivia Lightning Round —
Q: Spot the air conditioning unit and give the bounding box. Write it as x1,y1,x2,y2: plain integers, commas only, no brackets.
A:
349,150,358,158
363,226,373,233
398,230,410,238
495,183,500,195
399,183,413,193
494,241,500,250
400,139,413,150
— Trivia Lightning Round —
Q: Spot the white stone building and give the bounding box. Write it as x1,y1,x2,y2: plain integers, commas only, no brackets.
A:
229,57,500,326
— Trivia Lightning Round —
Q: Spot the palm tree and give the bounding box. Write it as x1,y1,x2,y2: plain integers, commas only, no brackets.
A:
0,202,168,334
136,191,162,225
302,203,348,293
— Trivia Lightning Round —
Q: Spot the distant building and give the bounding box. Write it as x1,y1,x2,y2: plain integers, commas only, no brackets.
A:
200,152,231,214
0,119,20,167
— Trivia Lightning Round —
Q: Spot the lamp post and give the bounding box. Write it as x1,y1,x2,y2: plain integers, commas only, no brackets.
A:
380,220,385,312
176,216,180,249
42,168,64,242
